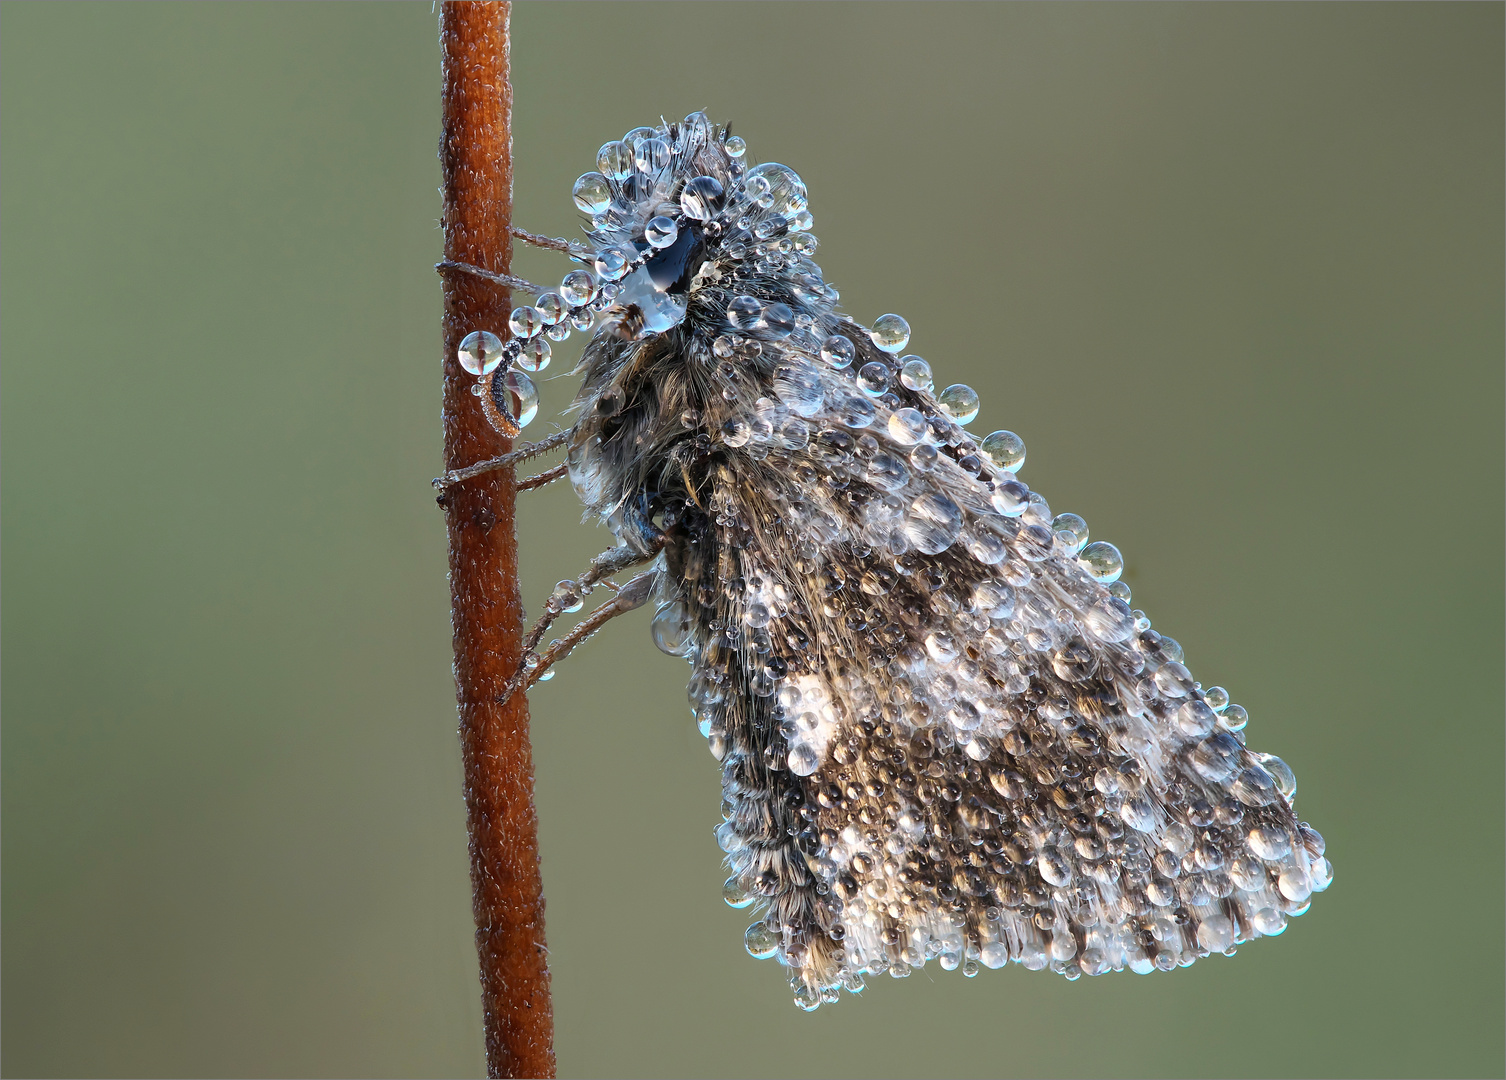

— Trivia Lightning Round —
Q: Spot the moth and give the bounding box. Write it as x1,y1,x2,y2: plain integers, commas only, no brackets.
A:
441,113,1331,1010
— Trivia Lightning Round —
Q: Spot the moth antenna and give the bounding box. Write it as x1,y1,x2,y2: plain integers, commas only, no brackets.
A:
510,225,592,260
435,259,544,295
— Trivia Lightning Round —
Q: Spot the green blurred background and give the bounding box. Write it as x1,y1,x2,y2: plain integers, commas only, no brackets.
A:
3,3,1501,1076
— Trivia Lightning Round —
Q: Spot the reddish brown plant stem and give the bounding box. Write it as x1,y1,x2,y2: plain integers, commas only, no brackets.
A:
437,4,555,1077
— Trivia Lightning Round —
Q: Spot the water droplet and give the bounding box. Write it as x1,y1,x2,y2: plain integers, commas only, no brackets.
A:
904,492,964,555
1300,825,1326,857
1257,754,1297,800
1231,765,1278,806
965,529,1009,565
613,265,688,333
727,295,763,331
1196,914,1235,952
856,362,892,397
820,334,855,368
1149,662,1194,701
723,875,754,908
571,172,612,214
1052,640,1098,682
645,215,679,249
549,580,583,613
887,408,927,445
592,249,627,282
899,356,933,392
1229,855,1267,891
745,922,780,959
1220,703,1249,731
1084,600,1135,642
779,417,810,449
990,479,1030,517
724,134,747,158
1309,857,1334,893
1039,848,1073,886
557,271,597,310
1188,731,1241,782
1051,513,1089,556
634,136,672,174
1078,541,1124,583
870,314,911,353
679,175,724,221
925,630,958,662
457,330,504,376
1175,699,1216,738
509,305,544,339
867,452,910,491
1205,686,1230,712
1121,796,1157,832
597,141,632,180
937,384,980,424
831,390,876,428
760,302,795,337
651,601,693,656
1247,823,1291,861
722,417,752,447
972,581,1016,619
502,370,538,427
788,742,822,775
534,292,567,326
1251,907,1287,936
1278,867,1312,902
745,162,807,216
516,338,551,372
979,430,1026,472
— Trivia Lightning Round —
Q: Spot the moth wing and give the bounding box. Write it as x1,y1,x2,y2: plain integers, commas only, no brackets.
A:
673,326,1321,1000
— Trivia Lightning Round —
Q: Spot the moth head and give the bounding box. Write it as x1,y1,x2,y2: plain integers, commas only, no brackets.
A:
460,117,822,438
571,114,813,339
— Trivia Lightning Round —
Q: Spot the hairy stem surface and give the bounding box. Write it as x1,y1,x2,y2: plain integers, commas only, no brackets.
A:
438,4,555,1076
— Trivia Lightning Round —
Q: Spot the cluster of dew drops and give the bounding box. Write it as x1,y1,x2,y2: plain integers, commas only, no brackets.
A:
455,126,762,425
454,256,600,432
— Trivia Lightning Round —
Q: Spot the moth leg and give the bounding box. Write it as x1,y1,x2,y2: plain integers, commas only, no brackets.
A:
517,461,567,492
520,538,665,661
502,569,658,704
433,428,572,494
